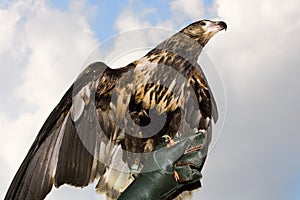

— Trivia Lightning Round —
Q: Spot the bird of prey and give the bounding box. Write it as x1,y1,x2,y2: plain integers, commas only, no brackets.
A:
5,19,226,200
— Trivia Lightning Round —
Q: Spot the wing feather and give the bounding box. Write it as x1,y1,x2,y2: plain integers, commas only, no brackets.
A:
5,62,133,200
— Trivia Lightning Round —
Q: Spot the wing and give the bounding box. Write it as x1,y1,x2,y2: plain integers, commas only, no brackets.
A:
5,62,134,200
195,64,218,123
188,64,218,125
185,64,218,162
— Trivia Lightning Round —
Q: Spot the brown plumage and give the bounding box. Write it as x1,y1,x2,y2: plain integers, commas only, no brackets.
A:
5,19,226,200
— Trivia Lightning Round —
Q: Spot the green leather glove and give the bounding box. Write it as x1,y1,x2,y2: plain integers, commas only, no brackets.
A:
118,133,206,200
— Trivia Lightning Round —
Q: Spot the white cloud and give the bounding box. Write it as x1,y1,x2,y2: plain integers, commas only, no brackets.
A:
114,2,176,32
170,0,205,21
18,1,98,111
0,2,21,52
206,0,300,96
195,0,300,199
114,8,152,32
0,0,99,198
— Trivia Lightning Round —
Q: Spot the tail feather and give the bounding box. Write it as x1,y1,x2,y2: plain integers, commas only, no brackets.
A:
96,168,131,199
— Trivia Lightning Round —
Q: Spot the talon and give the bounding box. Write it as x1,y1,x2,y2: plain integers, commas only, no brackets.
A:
162,135,177,147
167,139,176,147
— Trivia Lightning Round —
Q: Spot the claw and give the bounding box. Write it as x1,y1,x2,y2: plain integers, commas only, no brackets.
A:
162,135,176,147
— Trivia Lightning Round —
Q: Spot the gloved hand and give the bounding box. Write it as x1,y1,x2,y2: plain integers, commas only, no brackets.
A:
118,133,206,200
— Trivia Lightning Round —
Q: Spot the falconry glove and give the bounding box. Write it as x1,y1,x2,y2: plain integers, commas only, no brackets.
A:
118,132,206,200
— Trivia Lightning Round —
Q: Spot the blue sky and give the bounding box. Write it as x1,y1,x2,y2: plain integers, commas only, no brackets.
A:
49,0,130,40
1,0,300,200
48,0,214,40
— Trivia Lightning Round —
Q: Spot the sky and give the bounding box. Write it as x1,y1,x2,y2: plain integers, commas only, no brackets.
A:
1,0,300,199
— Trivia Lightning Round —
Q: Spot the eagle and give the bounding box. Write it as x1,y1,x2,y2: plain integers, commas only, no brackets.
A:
5,19,226,200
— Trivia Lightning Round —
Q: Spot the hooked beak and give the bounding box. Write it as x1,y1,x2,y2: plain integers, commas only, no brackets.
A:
217,21,227,31
206,20,227,33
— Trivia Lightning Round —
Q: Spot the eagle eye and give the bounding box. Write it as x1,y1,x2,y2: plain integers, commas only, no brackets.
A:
199,21,206,26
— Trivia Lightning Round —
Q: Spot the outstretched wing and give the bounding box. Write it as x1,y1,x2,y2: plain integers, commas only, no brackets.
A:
5,62,134,200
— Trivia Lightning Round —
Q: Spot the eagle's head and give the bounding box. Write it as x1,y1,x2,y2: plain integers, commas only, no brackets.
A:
181,19,227,47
